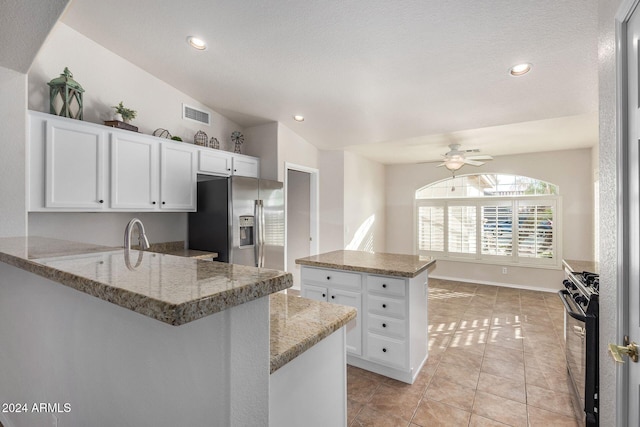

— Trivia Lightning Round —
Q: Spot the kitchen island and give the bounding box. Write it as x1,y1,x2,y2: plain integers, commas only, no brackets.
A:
0,237,354,427
296,250,435,384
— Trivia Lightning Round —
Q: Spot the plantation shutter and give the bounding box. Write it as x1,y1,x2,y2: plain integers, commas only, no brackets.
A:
517,201,555,260
481,203,513,256
417,205,444,252
448,205,476,254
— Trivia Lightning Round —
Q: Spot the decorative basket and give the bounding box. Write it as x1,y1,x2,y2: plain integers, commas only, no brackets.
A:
209,137,220,149
194,130,208,146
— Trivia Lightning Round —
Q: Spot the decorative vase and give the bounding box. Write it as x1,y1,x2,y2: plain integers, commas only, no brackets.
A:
114,112,123,122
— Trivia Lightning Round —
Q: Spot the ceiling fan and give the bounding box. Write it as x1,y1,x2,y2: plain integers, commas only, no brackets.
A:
437,144,493,171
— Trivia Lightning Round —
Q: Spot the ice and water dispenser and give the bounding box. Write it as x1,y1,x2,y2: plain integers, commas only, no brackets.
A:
238,215,255,247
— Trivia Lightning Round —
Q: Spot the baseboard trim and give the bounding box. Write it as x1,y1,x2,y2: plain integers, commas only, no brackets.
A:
429,274,559,293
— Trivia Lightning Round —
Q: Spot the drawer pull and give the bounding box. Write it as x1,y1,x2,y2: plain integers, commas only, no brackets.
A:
382,304,387,308
382,284,387,288
327,276,331,280
382,323,387,328
382,348,387,353
331,295,335,300
322,293,326,298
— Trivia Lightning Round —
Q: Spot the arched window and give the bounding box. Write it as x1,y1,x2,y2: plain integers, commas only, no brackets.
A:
415,173,561,267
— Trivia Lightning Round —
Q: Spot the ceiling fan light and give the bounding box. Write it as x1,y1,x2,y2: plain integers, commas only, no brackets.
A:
444,157,465,171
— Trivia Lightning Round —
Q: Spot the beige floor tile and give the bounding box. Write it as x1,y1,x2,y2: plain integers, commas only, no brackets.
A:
525,367,573,394
366,383,424,421
527,406,580,426
351,406,411,427
468,414,511,426
526,384,577,418
448,330,488,352
484,343,524,365
348,368,383,404
411,398,472,427
472,390,527,427
440,346,484,369
434,360,481,389
348,399,364,425
477,371,527,403
481,355,526,383
424,375,476,411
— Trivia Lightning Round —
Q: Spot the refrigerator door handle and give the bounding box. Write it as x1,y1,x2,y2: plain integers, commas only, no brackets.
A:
260,200,266,268
254,200,261,267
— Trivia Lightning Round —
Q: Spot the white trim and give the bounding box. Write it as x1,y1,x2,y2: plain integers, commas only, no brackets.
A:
429,274,559,293
283,162,320,273
615,0,640,424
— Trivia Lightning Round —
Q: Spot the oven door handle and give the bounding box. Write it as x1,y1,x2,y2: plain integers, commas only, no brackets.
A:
558,290,587,321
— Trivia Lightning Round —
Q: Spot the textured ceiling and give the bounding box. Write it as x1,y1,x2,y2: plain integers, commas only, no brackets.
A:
0,0,70,73
59,0,598,164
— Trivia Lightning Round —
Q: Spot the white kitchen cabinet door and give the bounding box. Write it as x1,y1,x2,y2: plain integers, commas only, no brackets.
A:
198,150,232,176
232,156,259,178
45,118,107,209
110,133,159,210
160,143,196,210
329,289,362,356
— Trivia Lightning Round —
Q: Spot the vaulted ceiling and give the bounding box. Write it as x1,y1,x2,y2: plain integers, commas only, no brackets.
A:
8,0,599,164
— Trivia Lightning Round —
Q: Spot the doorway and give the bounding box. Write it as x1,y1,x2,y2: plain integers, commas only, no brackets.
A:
285,163,319,290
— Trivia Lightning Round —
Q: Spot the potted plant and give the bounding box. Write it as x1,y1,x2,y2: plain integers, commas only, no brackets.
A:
112,101,137,123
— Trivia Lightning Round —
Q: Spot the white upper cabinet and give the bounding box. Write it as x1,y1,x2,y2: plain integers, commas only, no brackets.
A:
198,149,232,176
110,132,159,210
232,155,259,178
160,142,196,210
29,111,258,212
44,117,107,209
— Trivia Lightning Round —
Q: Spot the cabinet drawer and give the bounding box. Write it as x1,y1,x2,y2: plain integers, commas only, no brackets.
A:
367,333,406,369
368,314,406,338
368,295,405,319
301,267,361,289
367,275,405,297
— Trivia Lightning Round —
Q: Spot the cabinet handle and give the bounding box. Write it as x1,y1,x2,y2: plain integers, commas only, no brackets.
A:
382,284,387,288
152,201,157,205
331,295,335,300
382,348,387,353
382,304,387,308
322,293,326,298
234,169,237,172
382,323,387,328
99,200,104,204
162,201,166,205
326,276,331,280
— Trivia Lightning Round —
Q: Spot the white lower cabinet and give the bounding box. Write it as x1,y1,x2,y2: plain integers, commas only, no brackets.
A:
301,266,428,384
303,283,362,356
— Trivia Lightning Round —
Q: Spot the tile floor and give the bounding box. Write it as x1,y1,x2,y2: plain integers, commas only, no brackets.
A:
347,279,580,427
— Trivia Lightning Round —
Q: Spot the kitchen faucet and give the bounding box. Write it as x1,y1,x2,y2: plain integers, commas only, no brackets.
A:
124,218,150,251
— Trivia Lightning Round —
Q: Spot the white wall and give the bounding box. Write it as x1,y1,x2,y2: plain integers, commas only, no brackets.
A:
598,0,623,424
0,66,27,237
276,123,319,182
244,122,278,180
26,23,247,246
385,148,594,290
344,151,386,252
319,151,345,253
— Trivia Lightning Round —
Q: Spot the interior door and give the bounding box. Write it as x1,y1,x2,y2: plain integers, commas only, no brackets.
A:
626,6,640,425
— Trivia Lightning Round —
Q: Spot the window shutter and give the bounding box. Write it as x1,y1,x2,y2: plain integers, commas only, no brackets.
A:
481,205,513,256
418,206,444,252
517,202,554,259
448,205,476,254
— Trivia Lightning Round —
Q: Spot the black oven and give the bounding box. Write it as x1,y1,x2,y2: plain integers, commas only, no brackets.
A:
558,271,599,426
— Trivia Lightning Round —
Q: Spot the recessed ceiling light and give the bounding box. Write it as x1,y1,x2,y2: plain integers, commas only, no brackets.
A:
293,115,305,122
187,36,207,51
510,63,532,76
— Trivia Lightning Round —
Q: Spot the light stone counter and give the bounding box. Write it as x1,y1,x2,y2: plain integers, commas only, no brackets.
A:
269,292,356,373
563,259,599,275
295,250,435,278
0,236,291,325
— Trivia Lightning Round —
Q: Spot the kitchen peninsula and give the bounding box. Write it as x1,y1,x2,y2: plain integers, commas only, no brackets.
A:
0,237,354,427
296,250,435,384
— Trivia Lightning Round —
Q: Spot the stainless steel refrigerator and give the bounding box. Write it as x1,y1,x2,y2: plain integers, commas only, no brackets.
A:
188,175,284,270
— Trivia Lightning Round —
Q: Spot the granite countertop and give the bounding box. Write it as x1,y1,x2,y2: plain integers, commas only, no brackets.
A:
295,250,436,278
563,259,599,275
143,241,218,260
269,292,356,374
0,236,291,326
